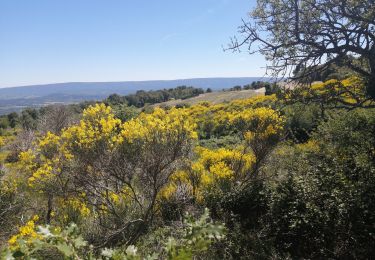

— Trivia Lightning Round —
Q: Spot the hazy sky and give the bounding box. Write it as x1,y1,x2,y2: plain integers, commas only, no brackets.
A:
0,0,266,87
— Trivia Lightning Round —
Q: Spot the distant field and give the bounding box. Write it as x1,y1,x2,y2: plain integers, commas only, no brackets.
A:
153,88,265,107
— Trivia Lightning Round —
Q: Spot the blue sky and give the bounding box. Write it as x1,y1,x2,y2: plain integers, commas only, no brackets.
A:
0,0,265,87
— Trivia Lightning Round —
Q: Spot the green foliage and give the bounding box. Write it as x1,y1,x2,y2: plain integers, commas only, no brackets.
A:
105,86,204,108
20,108,39,130
283,103,322,143
2,209,225,260
165,208,225,259
263,108,375,259
7,112,18,128
113,105,140,122
243,81,271,91
198,135,241,149
0,179,22,243
0,116,9,129
264,83,280,96
295,60,356,83
3,224,91,259
229,85,242,91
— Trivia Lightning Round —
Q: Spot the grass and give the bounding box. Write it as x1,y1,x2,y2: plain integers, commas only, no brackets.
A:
153,88,265,107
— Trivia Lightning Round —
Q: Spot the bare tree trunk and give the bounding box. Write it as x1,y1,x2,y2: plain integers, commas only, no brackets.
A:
46,195,53,224
368,50,375,99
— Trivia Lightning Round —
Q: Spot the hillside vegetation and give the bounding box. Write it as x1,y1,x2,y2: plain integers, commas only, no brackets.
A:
1,0,374,257
153,88,264,107
0,78,270,115
0,75,374,259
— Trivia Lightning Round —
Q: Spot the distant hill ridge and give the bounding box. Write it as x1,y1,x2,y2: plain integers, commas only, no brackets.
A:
0,77,271,99
0,77,271,114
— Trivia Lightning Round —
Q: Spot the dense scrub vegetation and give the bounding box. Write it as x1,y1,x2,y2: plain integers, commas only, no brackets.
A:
0,75,374,259
105,86,205,108
0,85,207,134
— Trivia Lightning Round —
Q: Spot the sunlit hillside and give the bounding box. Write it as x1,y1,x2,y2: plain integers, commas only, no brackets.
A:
1,76,375,259
1,0,375,258
153,88,265,107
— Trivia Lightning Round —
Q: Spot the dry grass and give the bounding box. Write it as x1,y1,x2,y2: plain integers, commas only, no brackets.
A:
153,88,265,107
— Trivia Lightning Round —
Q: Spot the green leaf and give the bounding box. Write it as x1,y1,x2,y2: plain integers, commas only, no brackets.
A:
56,242,74,257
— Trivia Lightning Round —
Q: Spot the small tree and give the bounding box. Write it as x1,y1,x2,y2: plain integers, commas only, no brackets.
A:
7,112,18,128
20,108,39,130
231,85,242,91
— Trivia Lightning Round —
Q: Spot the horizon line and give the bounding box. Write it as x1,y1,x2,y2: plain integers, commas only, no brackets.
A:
0,75,273,89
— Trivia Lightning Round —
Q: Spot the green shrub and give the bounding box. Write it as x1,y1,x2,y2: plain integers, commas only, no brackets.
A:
2,209,225,260
263,108,375,258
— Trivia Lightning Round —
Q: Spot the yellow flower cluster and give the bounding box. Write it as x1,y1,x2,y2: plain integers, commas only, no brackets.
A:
67,198,91,216
287,76,367,105
21,134,69,187
159,184,178,199
160,146,257,202
39,131,60,149
62,103,122,149
164,95,279,139
159,170,194,199
121,107,198,143
0,136,5,147
0,179,18,194
180,95,277,118
8,215,41,247
226,95,278,110
296,140,320,153
55,197,91,221
16,131,62,187
229,107,285,142
193,146,255,186
28,160,55,185
19,149,37,171
159,170,190,199
109,192,120,204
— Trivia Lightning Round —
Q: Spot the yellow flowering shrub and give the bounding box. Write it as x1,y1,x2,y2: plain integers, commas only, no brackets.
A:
156,97,284,201
0,136,5,147
159,170,191,199
38,131,60,150
16,132,66,189
159,183,178,200
58,197,91,218
225,95,278,111
8,215,42,248
229,107,285,143
15,97,283,234
62,103,122,149
296,140,320,153
170,95,279,138
158,146,256,202
309,77,365,100
284,76,370,107
17,103,199,228
120,107,197,144
192,147,255,186
18,149,37,172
